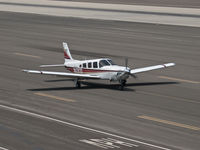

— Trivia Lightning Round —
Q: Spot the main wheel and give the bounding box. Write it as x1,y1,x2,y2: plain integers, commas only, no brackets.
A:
75,79,81,88
119,84,124,90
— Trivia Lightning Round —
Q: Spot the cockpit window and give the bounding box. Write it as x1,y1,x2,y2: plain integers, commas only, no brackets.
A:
99,60,110,68
107,59,116,65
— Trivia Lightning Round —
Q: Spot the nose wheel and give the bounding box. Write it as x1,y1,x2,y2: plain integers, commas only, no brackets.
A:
119,80,126,90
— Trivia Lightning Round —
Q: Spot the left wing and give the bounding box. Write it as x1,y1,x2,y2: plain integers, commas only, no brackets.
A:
40,64,65,67
23,70,101,79
131,63,175,74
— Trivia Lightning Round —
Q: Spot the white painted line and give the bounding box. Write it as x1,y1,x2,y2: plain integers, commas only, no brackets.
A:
80,137,138,149
14,52,41,59
80,139,109,149
0,146,9,150
0,104,171,150
106,138,138,147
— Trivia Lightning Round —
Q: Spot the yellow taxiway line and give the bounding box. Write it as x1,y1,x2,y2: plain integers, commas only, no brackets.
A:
14,52,41,59
138,115,200,131
35,92,76,102
158,76,200,84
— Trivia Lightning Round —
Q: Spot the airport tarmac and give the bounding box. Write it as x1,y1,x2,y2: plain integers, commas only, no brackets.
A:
0,12,200,150
56,0,200,8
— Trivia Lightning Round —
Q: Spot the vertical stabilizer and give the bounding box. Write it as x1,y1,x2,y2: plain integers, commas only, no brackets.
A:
63,42,73,61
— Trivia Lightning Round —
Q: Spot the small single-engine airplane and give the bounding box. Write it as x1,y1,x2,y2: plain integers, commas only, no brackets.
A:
23,42,175,90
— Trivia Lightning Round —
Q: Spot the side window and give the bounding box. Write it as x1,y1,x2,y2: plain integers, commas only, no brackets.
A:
88,62,92,68
79,64,82,68
83,63,86,68
93,62,97,68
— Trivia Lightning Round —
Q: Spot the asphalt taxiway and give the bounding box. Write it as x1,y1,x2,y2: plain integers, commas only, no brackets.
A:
0,12,200,150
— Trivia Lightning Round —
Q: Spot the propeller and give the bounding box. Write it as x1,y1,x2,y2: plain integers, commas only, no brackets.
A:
124,58,137,79
125,57,128,69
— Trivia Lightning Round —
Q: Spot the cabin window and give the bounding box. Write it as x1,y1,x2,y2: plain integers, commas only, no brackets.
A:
99,60,110,68
79,64,82,68
93,62,98,68
88,62,92,68
83,63,86,68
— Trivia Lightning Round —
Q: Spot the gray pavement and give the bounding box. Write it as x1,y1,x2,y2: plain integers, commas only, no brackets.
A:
54,0,200,8
0,12,200,150
0,0,200,27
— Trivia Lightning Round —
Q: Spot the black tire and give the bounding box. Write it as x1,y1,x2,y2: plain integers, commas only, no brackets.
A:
76,81,81,88
122,80,126,86
119,80,126,90
119,85,124,90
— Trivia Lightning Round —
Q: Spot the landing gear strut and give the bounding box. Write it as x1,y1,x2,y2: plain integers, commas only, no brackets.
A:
119,80,126,90
74,79,81,88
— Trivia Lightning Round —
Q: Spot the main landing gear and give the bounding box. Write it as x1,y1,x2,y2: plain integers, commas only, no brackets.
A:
74,79,81,88
119,80,126,90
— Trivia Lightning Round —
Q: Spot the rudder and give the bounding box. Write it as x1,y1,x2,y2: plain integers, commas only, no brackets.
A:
63,42,73,61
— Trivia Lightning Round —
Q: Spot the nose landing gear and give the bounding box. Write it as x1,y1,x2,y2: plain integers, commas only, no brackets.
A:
119,80,126,90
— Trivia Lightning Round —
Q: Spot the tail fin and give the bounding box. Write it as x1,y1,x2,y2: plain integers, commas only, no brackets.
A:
63,42,73,61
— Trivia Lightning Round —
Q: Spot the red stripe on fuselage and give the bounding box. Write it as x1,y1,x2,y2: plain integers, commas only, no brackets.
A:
65,67,122,73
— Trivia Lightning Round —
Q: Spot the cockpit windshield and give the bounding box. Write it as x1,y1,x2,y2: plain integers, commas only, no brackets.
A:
107,59,116,65
99,59,110,68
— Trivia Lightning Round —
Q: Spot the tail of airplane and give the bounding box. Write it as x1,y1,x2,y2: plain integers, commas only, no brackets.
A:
39,42,73,68
63,42,73,62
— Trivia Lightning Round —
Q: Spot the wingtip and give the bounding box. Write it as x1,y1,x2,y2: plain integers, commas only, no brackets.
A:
22,69,29,73
165,63,176,67
170,63,176,66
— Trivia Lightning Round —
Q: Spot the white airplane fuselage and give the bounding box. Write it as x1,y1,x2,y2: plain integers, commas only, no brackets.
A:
64,58,130,81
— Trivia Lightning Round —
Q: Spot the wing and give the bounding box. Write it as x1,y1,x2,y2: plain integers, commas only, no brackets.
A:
40,64,65,67
130,63,175,74
23,70,101,79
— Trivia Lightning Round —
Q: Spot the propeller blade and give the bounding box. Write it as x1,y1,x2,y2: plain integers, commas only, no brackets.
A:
125,58,128,69
130,74,137,78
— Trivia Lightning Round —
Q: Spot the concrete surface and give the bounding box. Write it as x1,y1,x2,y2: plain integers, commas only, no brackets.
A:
0,0,200,27
0,12,200,150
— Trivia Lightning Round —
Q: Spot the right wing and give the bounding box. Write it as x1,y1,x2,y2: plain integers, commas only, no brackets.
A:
23,70,101,79
131,63,175,74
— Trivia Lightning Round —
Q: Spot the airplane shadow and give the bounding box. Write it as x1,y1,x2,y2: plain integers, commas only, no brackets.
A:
44,79,74,82
28,81,178,92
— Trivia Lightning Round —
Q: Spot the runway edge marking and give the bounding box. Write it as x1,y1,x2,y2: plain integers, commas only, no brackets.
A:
0,104,171,150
